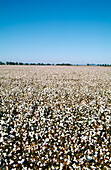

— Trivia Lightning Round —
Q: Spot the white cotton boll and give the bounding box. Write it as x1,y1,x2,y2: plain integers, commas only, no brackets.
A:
19,159,24,164
91,166,97,169
45,138,49,143
42,146,45,151
67,155,70,164
74,157,77,161
105,159,108,163
13,148,16,152
60,163,63,170
51,166,55,170
27,87,31,91
3,152,6,157
1,120,4,125
0,136,3,142
55,146,58,151
64,158,67,162
46,154,48,159
87,155,92,160
61,133,64,137
49,150,52,156
72,163,77,168
60,122,63,126
10,160,14,164
106,152,110,155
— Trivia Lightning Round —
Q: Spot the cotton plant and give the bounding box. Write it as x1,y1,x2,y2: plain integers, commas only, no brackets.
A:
0,65,111,169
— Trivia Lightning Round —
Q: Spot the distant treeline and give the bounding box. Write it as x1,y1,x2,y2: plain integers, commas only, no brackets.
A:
0,61,72,66
87,63,111,66
0,61,111,66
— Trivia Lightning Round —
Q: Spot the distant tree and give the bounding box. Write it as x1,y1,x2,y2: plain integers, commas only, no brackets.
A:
10,62,16,65
30,63,36,65
65,63,72,66
0,61,5,65
87,63,90,66
47,63,51,65
56,63,72,66
37,63,44,65
19,62,23,65
6,61,16,65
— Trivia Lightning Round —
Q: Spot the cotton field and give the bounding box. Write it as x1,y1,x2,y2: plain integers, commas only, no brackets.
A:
0,65,111,170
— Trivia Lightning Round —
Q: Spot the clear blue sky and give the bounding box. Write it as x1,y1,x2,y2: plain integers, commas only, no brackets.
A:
0,0,111,64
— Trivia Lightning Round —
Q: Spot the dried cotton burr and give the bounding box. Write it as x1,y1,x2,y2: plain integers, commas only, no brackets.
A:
0,65,111,169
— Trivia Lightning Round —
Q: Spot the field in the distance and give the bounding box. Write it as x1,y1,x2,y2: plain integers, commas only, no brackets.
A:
0,65,111,169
